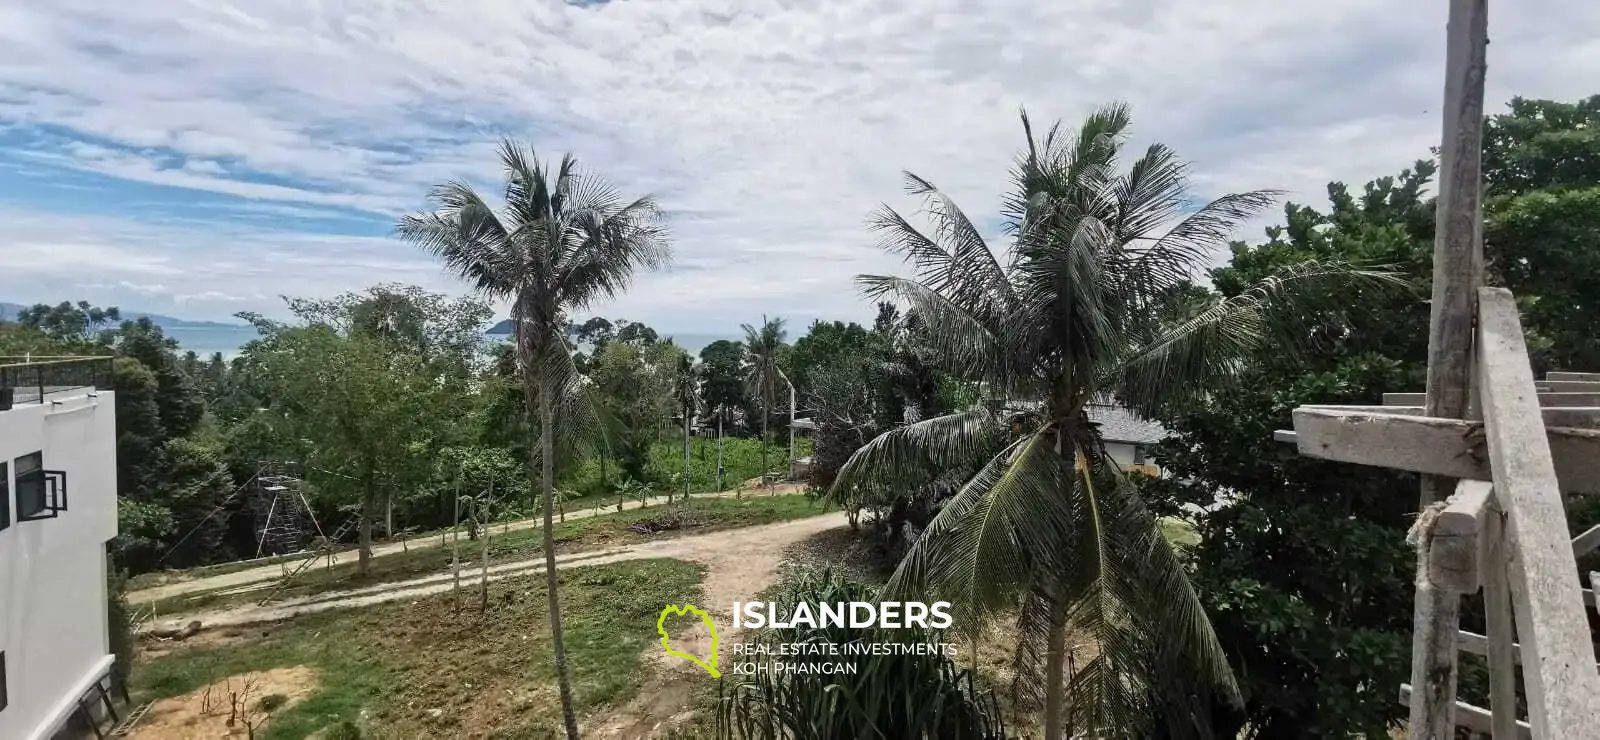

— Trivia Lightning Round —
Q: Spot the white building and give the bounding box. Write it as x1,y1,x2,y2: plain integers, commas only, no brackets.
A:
1085,402,1170,476
0,357,122,740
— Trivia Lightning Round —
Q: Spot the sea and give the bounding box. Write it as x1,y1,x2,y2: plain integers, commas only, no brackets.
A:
162,324,729,360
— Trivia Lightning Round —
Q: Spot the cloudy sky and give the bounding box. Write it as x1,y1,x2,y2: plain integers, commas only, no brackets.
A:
0,0,1595,333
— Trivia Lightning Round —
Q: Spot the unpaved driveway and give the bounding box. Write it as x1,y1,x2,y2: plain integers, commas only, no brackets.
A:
130,485,809,607
149,510,848,631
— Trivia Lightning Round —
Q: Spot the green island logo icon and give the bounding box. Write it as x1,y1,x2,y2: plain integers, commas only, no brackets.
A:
657,603,721,678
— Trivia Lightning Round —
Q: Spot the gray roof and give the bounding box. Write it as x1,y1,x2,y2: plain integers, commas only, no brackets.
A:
1085,404,1169,444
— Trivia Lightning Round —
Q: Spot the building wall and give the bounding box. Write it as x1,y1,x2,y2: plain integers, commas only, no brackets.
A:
0,392,118,740
1104,441,1161,477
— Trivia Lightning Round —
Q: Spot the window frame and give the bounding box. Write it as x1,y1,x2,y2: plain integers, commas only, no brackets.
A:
1132,445,1147,465
1,650,8,713
15,451,64,522
0,460,9,531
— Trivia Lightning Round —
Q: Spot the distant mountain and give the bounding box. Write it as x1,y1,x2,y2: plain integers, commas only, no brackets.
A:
486,318,514,335
0,301,249,329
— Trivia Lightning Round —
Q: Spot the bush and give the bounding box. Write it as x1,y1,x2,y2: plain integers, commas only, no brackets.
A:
560,437,814,495
107,563,135,694
709,569,1007,739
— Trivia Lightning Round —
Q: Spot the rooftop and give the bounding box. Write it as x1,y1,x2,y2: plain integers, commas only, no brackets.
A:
0,355,115,409
1085,404,1170,445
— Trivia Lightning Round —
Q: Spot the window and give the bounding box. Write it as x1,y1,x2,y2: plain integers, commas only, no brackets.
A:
1132,445,1146,465
15,452,65,521
0,461,8,531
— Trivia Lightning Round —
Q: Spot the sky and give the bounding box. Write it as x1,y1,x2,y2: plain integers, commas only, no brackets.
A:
0,0,1595,334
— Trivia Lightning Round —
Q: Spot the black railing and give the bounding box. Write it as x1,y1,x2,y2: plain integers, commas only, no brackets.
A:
0,356,114,410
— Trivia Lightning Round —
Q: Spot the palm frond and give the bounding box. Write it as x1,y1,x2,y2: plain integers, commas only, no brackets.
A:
561,195,671,309
1113,189,1282,306
1062,451,1237,737
829,408,1010,507
394,181,522,299
855,275,1007,382
880,426,1072,628
1109,259,1409,416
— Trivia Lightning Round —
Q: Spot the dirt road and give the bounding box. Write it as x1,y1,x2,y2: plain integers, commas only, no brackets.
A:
149,510,849,630
130,485,809,607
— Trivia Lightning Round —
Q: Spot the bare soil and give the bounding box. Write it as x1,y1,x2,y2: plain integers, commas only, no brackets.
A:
130,667,318,739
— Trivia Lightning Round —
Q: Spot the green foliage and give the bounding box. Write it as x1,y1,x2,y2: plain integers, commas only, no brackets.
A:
830,103,1405,737
590,339,682,482
698,339,749,427
1482,95,1600,370
787,319,872,398
558,437,814,495
250,326,455,532
1147,94,1600,737
12,300,121,345
107,565,135,693
709,569,1008,740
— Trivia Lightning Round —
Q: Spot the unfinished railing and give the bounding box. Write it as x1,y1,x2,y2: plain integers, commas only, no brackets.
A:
1279,302,1600,737
1271,1,1600,736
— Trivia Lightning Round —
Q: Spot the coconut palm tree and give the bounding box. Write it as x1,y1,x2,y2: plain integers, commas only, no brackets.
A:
830,104,1401,738
741,316,787,493
397,140,670,740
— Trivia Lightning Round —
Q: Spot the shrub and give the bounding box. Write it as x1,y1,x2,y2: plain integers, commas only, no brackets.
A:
709,569,1007,739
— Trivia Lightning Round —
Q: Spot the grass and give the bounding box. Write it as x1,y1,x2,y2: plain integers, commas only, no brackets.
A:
132,558,705,739
148,495,829,615
1159,516,1201,549
560,437,816,497
128,551,310,590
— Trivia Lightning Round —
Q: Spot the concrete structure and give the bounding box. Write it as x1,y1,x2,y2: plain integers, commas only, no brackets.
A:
0,357,119,740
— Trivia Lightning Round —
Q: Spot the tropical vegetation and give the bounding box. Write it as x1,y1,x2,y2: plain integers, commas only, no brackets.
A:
3,92,1596,739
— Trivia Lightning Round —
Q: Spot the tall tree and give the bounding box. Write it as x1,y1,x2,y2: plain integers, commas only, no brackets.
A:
397,139,670,740
1482,95,1600,370
1148,164,1437,738
831,104,1398,738
252,326,446,573
698,339,747,430
15,300,121,345
741,316,788,490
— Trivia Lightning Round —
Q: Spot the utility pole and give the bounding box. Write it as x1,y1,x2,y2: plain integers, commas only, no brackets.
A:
683,404,692,501
776,367,796,483
716,407,725,492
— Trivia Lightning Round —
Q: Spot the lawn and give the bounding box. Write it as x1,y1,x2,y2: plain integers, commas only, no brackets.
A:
148,495,828,615
131,558,705,739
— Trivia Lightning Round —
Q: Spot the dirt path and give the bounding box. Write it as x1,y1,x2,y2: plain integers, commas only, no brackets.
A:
148,510,847,631
130,485,810,607
583,504,816,737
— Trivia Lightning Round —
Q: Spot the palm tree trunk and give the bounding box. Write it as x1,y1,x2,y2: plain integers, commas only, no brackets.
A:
1043,426,1070,738
1042,603,1069,739
541,378,582,740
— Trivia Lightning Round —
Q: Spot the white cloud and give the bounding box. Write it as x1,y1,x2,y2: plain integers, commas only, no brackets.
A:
0,0,1596,331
